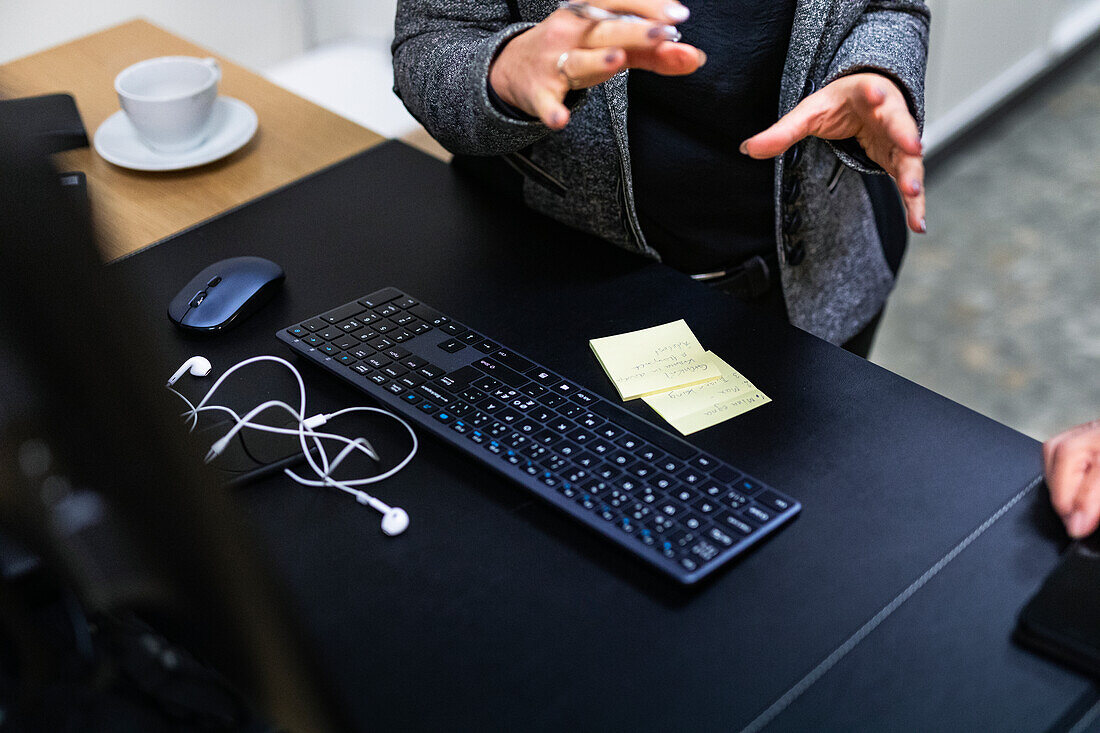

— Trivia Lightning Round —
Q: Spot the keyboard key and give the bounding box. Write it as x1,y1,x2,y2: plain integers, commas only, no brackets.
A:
439,338,466,353
365,354,391,369
318,327,342,341
459,331,483,344
375,303,401,318
520,383,548,398
417,384,453,405
373,320,396,333
472,376,502,393
417,402,438,414
743,505,773,524
358,288,402,308
737,478,764,496
401,392,421,405
677,468,704,485
350,364,372,376
756,490,793,513
302,317,327,332
287,325,307,337
322,302,366,323
571,390,597,406
710,465,741,484
400,355,428,370
381,364,408,379
706,526,735,548
394,296,418,309
386,382,405,396
409,303,448,326
691,455,718,472
439,366,481,392
393,312,417,326
715,511,754,536
367,336,394,350
492,348,534,372
410,322,432,335
558,403,586,419
419,364,446,380
473,340,498,353
529,368,559,385
441,322,467,336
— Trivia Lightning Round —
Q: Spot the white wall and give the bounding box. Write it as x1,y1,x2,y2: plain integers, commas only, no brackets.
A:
924,0,1100,151
0,0,308,69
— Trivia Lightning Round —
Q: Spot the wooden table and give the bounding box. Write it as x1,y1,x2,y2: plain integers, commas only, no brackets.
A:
0,19,384,259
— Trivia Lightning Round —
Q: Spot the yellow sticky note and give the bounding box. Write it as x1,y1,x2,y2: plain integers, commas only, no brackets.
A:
589,320,722,400
643,353,771,435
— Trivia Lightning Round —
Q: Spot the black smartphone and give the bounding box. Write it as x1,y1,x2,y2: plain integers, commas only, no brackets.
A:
196,418,320,488
1015,532,1100,678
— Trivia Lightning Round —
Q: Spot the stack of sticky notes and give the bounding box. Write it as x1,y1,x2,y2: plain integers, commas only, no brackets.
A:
589,320,769,435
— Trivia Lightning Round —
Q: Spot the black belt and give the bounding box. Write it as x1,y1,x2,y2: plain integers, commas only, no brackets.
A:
689,250,779,300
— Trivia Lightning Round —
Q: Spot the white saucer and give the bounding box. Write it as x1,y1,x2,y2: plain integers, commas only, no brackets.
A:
94,96,258,171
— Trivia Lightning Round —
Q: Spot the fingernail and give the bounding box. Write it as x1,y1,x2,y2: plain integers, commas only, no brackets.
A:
909,180,921,196
913,136,924,152
739,141,749,155
1068,511,1091,538
605,51,618,65
918,217,926,233
648,25,681,42
665,3,690,22
697,49,707,67
552,110,567,127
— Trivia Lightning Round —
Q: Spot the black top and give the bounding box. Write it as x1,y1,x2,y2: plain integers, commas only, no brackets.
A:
628,0,796,273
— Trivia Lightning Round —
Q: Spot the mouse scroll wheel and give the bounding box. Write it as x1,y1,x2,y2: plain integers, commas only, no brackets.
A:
206,276,222,287
189,290,208,308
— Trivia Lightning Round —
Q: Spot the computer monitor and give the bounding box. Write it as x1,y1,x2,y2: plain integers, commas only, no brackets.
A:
0,118,346,731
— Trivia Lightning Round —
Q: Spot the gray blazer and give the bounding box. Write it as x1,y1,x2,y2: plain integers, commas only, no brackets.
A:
393,0,930,344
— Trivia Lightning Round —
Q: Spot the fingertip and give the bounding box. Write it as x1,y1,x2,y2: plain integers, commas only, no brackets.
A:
1067,511,1093,539
546,107,569,130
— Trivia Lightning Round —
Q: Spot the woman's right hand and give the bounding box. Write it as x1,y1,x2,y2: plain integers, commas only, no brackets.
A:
1044,420,1100,538
489,0,705,129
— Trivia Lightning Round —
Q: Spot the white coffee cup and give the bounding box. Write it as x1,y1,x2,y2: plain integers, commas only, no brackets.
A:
115,56,221,154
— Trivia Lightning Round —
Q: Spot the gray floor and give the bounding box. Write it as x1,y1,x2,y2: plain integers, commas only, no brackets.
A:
871,45,1100,442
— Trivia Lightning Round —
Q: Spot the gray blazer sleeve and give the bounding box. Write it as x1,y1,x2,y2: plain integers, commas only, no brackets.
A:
392,0,550,155
823,0,931,174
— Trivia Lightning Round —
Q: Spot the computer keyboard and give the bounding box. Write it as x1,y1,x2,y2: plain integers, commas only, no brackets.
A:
277,287,800,584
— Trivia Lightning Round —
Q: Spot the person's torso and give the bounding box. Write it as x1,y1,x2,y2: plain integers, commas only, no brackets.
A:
627,0,797,273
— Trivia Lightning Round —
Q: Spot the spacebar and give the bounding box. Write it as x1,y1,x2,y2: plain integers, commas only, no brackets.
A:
590,401,697,461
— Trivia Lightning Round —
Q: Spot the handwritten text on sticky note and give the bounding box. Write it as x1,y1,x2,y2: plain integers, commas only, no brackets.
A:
642,353,770,435
589,320,722,400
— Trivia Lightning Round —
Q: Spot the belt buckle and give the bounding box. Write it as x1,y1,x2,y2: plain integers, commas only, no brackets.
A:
691,256,773,300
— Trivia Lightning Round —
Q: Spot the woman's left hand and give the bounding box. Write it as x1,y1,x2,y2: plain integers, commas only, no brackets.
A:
740,72,926,234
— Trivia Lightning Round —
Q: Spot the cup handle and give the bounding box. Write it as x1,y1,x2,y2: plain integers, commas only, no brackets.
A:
203,57,221,83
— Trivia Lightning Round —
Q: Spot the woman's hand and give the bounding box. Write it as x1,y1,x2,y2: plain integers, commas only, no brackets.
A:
740,72,927,234
1044,420,1100,538
489,0,705,130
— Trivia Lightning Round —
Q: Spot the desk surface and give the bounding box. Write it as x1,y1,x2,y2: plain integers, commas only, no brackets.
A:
112,142,1098,731
0,19,383,260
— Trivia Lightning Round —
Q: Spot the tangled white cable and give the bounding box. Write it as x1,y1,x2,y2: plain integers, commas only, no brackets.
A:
166,355,415,536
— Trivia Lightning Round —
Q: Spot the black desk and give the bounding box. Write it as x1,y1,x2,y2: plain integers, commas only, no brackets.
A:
113,141,1098,730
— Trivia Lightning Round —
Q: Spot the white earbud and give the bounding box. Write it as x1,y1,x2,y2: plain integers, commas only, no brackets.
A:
355,492,409,536
167,356,212,387
381,507,410,536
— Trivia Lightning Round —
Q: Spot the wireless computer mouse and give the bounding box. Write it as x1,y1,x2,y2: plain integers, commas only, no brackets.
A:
167,256,285,332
